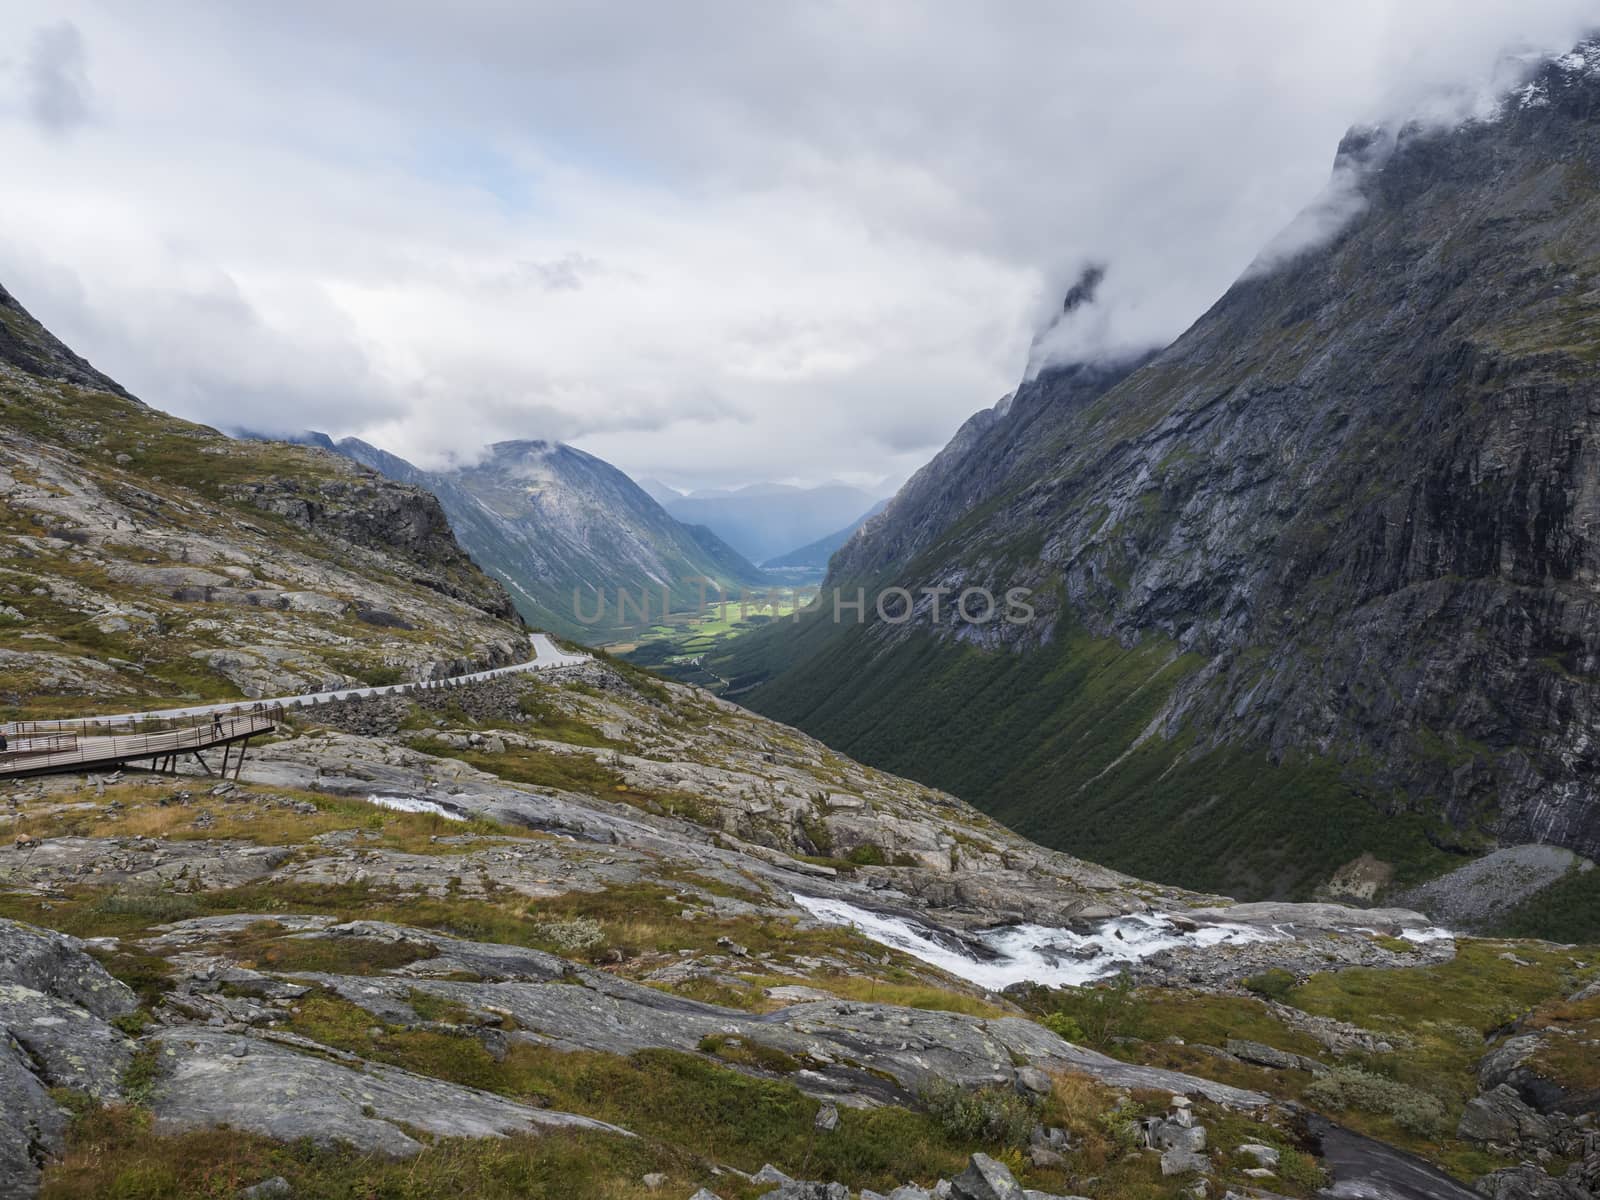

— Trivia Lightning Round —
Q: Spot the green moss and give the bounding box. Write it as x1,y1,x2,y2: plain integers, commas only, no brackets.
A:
697,1033,804,1075
40,1111,688,1200
1244,969,1298,1003
1282,939,1595,1174
220,924,438,976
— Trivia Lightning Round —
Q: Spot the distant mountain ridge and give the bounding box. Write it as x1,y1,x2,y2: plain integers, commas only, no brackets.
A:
659,481,890,564
327,437,768,641
762,499,891,571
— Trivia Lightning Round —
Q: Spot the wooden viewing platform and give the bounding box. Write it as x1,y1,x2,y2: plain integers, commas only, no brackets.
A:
0,708,280,780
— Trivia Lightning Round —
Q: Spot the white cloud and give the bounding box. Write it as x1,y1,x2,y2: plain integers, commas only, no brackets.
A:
0,1,1592,488
22,20,89,134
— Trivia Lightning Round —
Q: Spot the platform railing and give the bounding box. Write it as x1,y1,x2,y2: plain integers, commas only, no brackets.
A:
0,709,280,775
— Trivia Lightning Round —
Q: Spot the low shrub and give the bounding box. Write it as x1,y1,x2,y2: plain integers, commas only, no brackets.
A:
918,1079,1036,1148
1304,1066,1451,1139
1039,1012,1087,1043
527,917,606,953
1242,968,1297,1003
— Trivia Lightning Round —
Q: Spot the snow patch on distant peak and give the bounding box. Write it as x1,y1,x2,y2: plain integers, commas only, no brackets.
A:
1497,36,1600,116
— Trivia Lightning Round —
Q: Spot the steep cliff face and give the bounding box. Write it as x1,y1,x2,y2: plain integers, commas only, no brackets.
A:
727,40,1600,897
0,284,525,713
227,471,516,621
335,437,767,641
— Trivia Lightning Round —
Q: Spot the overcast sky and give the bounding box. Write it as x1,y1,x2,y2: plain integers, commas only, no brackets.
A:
0,2,1592,492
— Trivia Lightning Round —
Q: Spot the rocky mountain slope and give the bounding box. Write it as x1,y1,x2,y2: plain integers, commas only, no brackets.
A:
723,38,1600,907
332,438,768,643
5,651,1594,1199
0,287,529,716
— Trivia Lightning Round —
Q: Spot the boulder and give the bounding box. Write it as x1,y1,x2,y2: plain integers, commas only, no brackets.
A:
757,1185,848,1200
1013,1065,1053,1095
952,1153,1026,1200
1236,1143,1280,1169
1471,1164,1572,1200
1457,1084,1557,1149
1149,1119,1206,1153
1160,1148,1210,1177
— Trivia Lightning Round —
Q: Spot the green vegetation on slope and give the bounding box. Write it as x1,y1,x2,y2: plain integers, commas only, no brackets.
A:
1019,936,1598,1183
724,615,1458,900
1489,864,1600,942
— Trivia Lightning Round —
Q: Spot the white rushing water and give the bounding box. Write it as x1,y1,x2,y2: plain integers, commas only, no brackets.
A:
794,894,1279,990
367,794,467,821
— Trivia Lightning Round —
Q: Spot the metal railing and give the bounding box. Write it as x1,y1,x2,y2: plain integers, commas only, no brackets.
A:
1,634,585,739
0,708,280,776
3,733,79,759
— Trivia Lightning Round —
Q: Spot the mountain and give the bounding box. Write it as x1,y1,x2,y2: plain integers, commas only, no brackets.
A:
0,286,525,712
661,481,889,564
636,476,684,506
762,498,892,571
332,438,768,642
721,40,1600,903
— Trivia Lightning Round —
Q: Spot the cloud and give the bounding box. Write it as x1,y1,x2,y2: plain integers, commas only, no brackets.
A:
1240,125,1396,280
23,20,90,134
0,2,1593,490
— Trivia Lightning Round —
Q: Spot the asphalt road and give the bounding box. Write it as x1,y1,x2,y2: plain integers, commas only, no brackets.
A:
6,633,590,733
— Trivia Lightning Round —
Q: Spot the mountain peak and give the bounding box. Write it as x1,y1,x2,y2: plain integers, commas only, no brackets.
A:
0,282,136,399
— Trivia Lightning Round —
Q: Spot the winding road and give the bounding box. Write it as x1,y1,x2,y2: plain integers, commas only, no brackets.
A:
5,633,591,734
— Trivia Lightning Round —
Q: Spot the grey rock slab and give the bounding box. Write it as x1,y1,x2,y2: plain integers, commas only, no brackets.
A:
0,838,289,894
0,917,137,1020
1225,1039,1326,1075
0,1032,67,1200
150,1027,630,1156
0,982,133,1099
320,921,572,983
142,914,338,949
1184,902,1433,935
279,928,1270,1107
